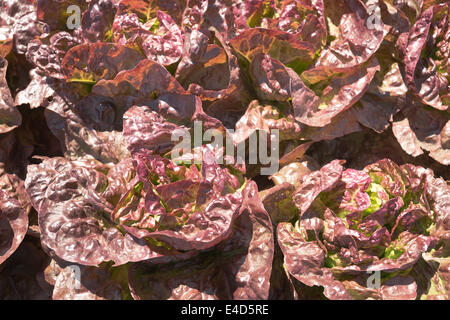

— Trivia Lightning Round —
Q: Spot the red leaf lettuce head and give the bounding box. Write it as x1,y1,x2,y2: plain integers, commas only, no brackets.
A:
23,145,271,267
228,0,387,143
273,158,449,299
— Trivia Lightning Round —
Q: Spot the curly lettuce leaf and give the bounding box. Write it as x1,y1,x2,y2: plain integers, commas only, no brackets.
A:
92,59,185,103
26,33,83,80
0,57,21,134
392,97,449,165
0,190,28,265
293,58,380,127
62,43,145,85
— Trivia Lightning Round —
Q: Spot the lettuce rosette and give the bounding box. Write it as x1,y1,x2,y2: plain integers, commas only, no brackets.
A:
266,158,449,299
24,143,274,299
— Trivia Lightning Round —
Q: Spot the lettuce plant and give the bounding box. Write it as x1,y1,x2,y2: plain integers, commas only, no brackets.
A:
23,145,274,298
271,159,449,299
0,190,28,265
